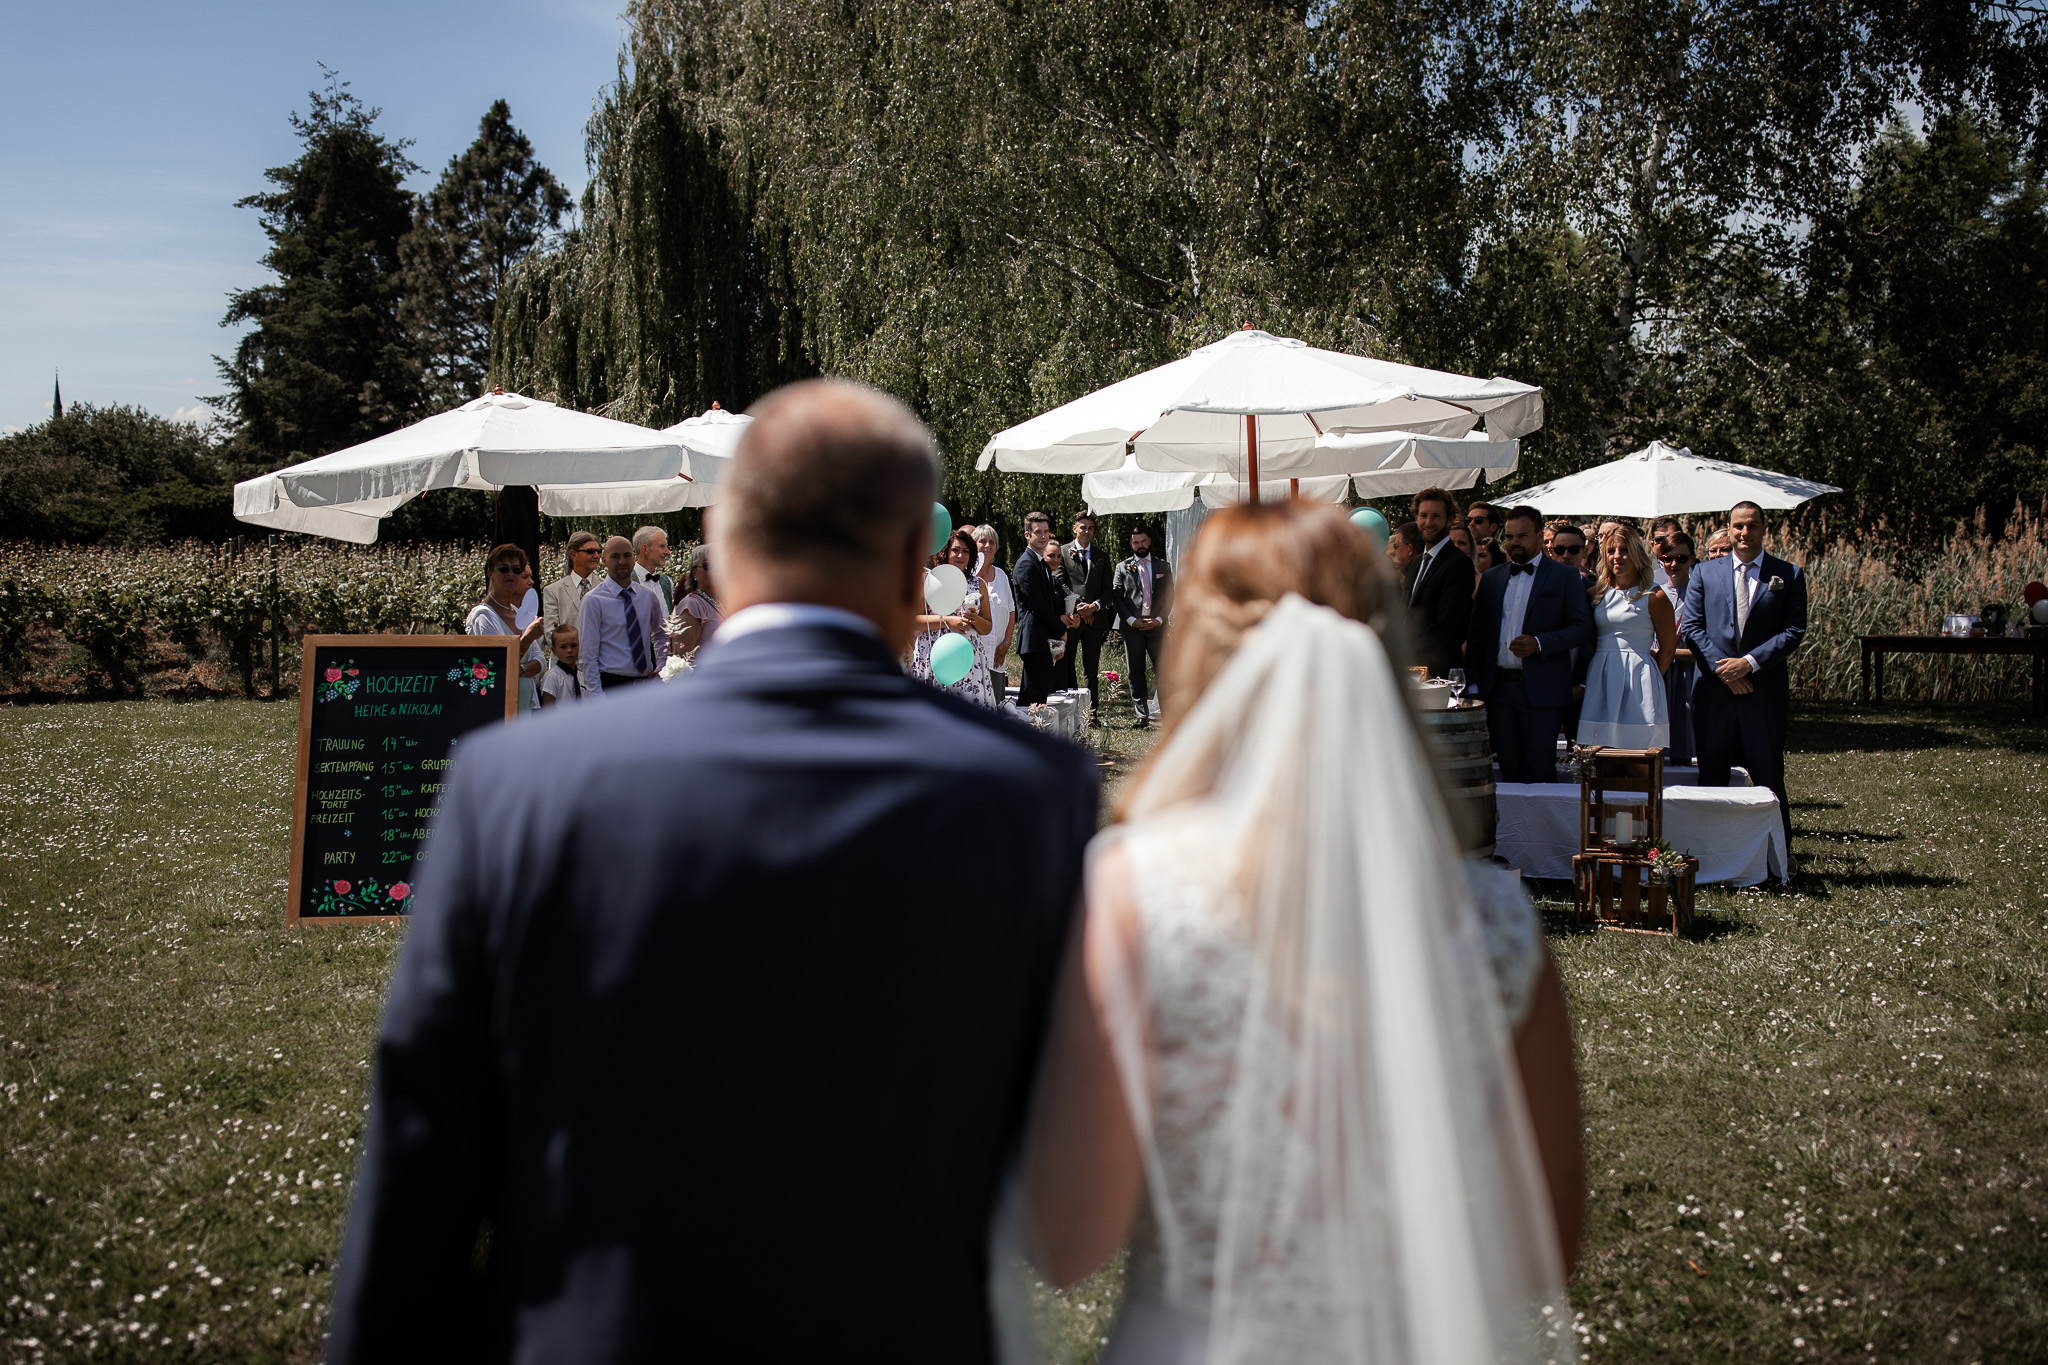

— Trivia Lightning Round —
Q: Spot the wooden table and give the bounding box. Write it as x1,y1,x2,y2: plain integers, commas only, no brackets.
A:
1857,633,2048,715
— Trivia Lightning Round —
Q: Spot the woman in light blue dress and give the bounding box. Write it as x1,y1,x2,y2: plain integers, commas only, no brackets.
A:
1576,523,1677,749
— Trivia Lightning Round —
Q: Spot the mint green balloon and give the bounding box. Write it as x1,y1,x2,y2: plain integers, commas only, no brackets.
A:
931,502,954,555
929,631,975,686
1349,507,1389,549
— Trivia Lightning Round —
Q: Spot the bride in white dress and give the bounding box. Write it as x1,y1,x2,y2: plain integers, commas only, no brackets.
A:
1022,501,1584,1365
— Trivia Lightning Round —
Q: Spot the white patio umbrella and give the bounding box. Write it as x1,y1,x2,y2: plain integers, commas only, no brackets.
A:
1510,440,1841,518
232,390,685,544
1081,430,1518,512
535,404,754,518
979,327,1542,501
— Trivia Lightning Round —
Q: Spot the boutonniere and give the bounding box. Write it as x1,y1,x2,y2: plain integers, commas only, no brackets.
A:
1766,575,1786,593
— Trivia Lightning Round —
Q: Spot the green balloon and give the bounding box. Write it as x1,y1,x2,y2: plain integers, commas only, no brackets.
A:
929,631,975,686
931,502,954,556
1349,507,1389,549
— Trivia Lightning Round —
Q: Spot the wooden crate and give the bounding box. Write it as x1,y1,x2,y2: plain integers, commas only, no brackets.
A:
1573,851,1697,936
1577,746,1665,853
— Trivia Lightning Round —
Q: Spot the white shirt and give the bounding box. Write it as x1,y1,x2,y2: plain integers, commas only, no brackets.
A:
979,567,1014,648
464,596,542,710
539,661,582,705
578,575,670,692
1731,552,1764,672
1496,559,1539,671
713,602,884,649
633,561,673,615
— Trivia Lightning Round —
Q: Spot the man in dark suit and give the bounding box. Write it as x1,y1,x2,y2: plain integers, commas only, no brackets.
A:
328,380,1100,1364
1012,509,1068,706
1683,499,1807,848
1406,485,1476,679
1112,525,1172,728
1466,504,1597,783
1053,511,1115,721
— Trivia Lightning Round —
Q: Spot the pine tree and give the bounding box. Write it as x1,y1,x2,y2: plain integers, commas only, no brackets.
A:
399,101,571,409
211,70,421,465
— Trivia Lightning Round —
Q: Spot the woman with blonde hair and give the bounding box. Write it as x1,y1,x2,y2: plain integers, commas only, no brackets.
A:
1023,499,1583,1365
1575,522,1677,749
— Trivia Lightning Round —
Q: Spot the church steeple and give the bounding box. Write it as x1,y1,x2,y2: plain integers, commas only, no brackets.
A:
52,371,62,420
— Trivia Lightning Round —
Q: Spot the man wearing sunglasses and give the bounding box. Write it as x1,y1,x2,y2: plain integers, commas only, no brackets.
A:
542,530,604,657
1465,500,1504,560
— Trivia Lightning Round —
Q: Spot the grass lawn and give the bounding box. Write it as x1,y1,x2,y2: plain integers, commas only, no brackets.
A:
1,695,2044,1362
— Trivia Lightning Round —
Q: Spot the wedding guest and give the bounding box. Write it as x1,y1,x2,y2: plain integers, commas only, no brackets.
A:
1472,537,1504,584
911,527,995,707
1025,499,1582,1349
632,525,675,614
1466,506,1596,782
1465,498,1504,556
1704,527,1733,560
1012,510,1068,705
1407,484,1476,678
668,545,723,657
577,535,669,693
1113,525,1172,728
1684,501,1806,847
1658,531,1698,763
1447,523,1475,559
1547,522,1589,574
541,530,602,648
331,377,1098,1364
974,525,1014,702
1387,520,1423,589
1054,511,1115,722
1576,524,1676,749
464,543,546,711
539,623,583,706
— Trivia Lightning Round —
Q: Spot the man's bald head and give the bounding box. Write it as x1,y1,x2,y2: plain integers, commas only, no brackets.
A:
714,380,941,653
720,380,939,566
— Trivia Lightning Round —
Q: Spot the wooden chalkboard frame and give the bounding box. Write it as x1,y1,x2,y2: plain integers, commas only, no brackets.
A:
288,634,521,926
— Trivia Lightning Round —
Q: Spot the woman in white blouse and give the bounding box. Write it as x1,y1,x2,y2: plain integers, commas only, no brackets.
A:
974,525,1014,702
464,544,546,711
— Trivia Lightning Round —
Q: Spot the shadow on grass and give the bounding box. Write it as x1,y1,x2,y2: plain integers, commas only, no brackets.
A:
1786,701,2048,756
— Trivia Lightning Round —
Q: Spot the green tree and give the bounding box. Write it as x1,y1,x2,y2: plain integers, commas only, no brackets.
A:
399,100,572,409
0,404,231,543
211,70,422,466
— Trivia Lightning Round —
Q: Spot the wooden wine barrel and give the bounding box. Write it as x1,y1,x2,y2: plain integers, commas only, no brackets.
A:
1417,702,1497,856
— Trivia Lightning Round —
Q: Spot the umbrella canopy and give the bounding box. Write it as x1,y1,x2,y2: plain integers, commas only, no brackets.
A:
978,328,1542,483
1082,430,1519,512
233,390,685,544
1510,440,1841,518
535,405,753,518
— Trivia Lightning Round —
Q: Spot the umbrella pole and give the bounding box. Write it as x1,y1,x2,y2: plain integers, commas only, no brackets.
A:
1245,414,1260,505
494,485,542,582
1289,478,1299,498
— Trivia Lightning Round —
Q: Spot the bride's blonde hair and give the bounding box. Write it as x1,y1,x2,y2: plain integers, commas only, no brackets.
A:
1116,500,1413,820
1595,523,1656,598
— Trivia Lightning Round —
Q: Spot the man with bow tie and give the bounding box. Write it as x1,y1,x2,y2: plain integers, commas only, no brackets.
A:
1465,505,1596,783
1683,500,1807,847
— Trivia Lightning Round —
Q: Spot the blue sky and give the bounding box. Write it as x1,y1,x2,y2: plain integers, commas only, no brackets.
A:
0,0,629,434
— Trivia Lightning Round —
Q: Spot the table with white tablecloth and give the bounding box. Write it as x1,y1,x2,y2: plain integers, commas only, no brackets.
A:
1494,780,1789,884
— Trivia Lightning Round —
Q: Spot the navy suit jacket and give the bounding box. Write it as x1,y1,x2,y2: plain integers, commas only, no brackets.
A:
328,621,1099,1365
1012,548,1068,655
1465,555,1597,710
1682,550,1807,710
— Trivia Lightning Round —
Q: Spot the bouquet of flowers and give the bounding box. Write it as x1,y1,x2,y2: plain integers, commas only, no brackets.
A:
1567,744,1603,783
1643,840,1690,881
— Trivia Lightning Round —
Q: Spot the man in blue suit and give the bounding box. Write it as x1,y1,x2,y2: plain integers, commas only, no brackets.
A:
328,381,1100,1364
1466,505,1597,782
1683,500,1806,848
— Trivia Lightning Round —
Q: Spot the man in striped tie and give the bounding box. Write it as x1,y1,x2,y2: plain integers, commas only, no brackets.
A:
577,536,669,693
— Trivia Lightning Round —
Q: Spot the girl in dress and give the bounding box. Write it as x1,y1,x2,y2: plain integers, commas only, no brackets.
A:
464,544,546,711
1023,500,1582,1365
909,528,995,706
1576,523,1676,749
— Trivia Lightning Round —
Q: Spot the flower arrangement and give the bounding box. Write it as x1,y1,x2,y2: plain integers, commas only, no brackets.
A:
1643,841,1690,880
1567,744,1603,783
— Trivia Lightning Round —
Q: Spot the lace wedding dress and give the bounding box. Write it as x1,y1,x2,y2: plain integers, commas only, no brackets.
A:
1088,596,1571,1365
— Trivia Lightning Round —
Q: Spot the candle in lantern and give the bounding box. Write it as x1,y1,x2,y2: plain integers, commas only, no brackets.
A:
1614,809,1633,844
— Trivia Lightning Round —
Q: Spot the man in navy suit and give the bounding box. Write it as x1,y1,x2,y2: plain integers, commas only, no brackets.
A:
328,380,1100,1364
1011,509,1069,705
1683,499,1806,848
1465,505,1597,783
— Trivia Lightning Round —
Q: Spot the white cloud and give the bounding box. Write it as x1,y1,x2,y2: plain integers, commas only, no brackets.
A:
2,425,22,436
170,404,216,425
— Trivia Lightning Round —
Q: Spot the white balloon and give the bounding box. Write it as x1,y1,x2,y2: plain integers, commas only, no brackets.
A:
924,563,969,615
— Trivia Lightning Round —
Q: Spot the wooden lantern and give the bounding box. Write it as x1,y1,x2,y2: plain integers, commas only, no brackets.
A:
1576,746,1665,854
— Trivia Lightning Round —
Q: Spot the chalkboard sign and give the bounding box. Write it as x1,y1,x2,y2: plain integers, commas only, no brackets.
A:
288,634,520,925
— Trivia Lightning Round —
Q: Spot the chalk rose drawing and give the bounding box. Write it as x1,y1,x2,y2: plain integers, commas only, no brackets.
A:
445,656,498,695
315,660,362,703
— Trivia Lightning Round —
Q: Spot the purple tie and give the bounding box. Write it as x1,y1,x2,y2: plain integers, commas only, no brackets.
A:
620,583,648,674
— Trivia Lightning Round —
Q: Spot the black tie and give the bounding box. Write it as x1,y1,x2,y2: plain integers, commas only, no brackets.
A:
1508,561,1534,576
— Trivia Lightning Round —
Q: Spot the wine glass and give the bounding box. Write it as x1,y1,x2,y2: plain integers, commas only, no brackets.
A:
1448,668,1467,704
